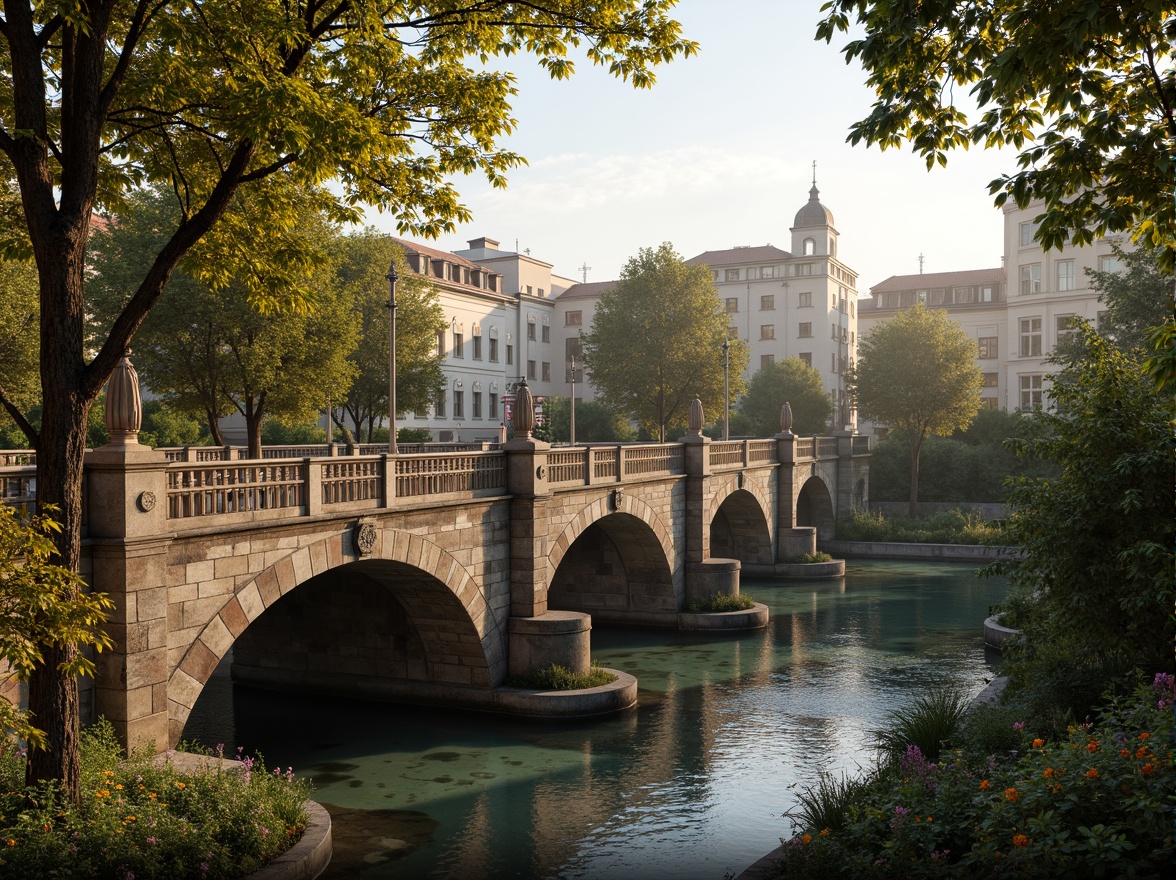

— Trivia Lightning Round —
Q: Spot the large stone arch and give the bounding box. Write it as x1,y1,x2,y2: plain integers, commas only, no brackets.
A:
547,496,678,621
167,526,495,745
709,486,774,568
796,475,836,541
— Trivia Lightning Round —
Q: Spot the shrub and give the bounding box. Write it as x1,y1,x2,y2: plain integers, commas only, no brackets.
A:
835,507,997,545
784,551,833,564
0,721,310,880
872,684,970,764
775,675,1174,879
685,593,756,613
505,663,617,690
787,769,877,835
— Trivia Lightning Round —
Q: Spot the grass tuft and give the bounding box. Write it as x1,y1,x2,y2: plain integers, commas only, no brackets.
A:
505,663,617,690
685,593,756,613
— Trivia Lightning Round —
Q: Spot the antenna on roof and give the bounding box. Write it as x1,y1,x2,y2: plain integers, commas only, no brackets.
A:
812,160,817,186
918,253,925,274
578,262,591,283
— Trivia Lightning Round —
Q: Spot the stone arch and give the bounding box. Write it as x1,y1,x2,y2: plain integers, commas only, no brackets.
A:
709,487,774,567
796,475,836,541
168,526,494,745
548,495,678,620
548,492,676,579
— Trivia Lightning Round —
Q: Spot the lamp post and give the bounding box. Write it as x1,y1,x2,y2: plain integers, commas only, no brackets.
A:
721,338,730,441
386,262,399,454
568,354,577,446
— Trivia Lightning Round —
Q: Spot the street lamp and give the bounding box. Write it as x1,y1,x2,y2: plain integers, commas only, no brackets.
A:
568,353,577,446
386,262,399,454
721,338,730,441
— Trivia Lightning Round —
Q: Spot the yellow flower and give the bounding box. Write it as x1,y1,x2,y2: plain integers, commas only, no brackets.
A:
114,784,123,790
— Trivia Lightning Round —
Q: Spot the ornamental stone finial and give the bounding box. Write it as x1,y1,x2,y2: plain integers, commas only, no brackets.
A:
105,356,142,445
512,378,535,439
780,401,794,437
688,398,704,436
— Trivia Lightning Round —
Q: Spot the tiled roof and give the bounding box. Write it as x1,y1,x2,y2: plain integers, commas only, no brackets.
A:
392,237,487,272
556,280,617,300
870,267,1005,294
686,245,792,267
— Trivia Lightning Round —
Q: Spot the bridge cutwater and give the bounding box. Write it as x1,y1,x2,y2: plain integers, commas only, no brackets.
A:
0,368,870,753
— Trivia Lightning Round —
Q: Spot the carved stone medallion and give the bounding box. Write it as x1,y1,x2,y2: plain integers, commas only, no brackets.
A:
354,522,377,556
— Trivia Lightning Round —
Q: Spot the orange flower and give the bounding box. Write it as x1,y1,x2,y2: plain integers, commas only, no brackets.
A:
820,829,830,837
1085,768,1099,779
1120,749,1131,758
1135,747,1148,759
5,839,14,846
1138,732,1151,741
176,781,186,789
1012,834,1029,848
1086,741,1100,753
1051,784,1063,794
114,784,123,790
980,779,990,790
801,834,812,845
1005,787,1019,802
1032,739,1045,748
1141,763,1155,776
1043,768,1055,778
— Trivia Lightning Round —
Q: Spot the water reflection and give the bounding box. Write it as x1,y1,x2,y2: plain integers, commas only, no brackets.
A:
184,560,1006,879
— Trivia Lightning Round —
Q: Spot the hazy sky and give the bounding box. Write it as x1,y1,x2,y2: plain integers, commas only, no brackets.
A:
365,0,1020,294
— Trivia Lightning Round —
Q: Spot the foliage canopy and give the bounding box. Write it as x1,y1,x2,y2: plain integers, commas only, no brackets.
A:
739,357,832,436
580,243,749,441
818,1,1176,267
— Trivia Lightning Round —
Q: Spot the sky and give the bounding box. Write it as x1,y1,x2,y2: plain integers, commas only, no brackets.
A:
362,0,1021,295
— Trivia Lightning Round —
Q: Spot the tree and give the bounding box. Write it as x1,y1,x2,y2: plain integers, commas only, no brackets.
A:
89,190,360,458
817,2,1176,266
0,1,695,798
738,358,832,437
1087,245,1174,351
541,396,636,443
580,243,749,441
0,506,113,753
850,303,983,516
332,232,445,444
984,326,1174,680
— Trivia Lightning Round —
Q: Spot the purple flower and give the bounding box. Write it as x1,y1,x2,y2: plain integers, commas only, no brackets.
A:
146,837,157,845
1013,721,1025,730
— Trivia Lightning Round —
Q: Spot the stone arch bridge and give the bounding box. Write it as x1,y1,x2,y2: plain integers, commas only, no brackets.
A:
2,429,870,750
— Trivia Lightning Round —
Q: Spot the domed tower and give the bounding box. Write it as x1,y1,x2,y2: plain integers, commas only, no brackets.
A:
790,166,838,260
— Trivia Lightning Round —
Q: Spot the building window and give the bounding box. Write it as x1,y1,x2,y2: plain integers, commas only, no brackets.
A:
1019,317,1042,357
803,238,815,256
981,397,999,410
1056,260,1075,291
566,310,582,326
760,324,775,340
798,291,811,308
1056,314,1078,343
541,324,550,343
760,354,774,370
1020,264,1041,295
746,266,760,280
725,297,739,313
472,392,482,419
850,301,855,317
1020,374,1043,409
472,336,482,360
724,268,740,282
797,263,812,276
978,336,998,359
1099,254,1123,273
454,391,464,418
761,266,775,279
453,332,464,358
727,325,738,339
489,393,499,419
983,372,999,387
798,352,812,367
541,362,551,382
527,322,536,341
489,337,499,362
831,353,837,372
436,331,445,357
798,322,812,338
979,285,995,302
506,343,514,365
760,294,775,311
527,360,536,380
1019,220,1039,247
435,392,446,418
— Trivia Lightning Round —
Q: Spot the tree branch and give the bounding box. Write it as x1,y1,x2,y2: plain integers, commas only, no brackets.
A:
0,385,38,447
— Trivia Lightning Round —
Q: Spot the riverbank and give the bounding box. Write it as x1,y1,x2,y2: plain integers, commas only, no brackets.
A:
823,539,1018,562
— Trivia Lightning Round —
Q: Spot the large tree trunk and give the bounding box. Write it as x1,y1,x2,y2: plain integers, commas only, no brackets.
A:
205,407,225,446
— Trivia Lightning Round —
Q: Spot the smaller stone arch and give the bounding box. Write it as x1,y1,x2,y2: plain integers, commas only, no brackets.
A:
167,526,494,746
548,492,677,581
796,475,836,541
710,487,774,569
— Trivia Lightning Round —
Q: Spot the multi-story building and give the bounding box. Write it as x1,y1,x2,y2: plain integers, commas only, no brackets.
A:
858,201,1125,421
553,181,861,430
392,236,575,441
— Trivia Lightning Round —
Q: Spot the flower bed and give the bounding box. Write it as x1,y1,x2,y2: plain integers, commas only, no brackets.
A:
772,674,1174,878
0,721,310,880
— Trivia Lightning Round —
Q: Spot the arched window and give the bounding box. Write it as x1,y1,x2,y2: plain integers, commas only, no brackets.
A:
803,238,816,256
